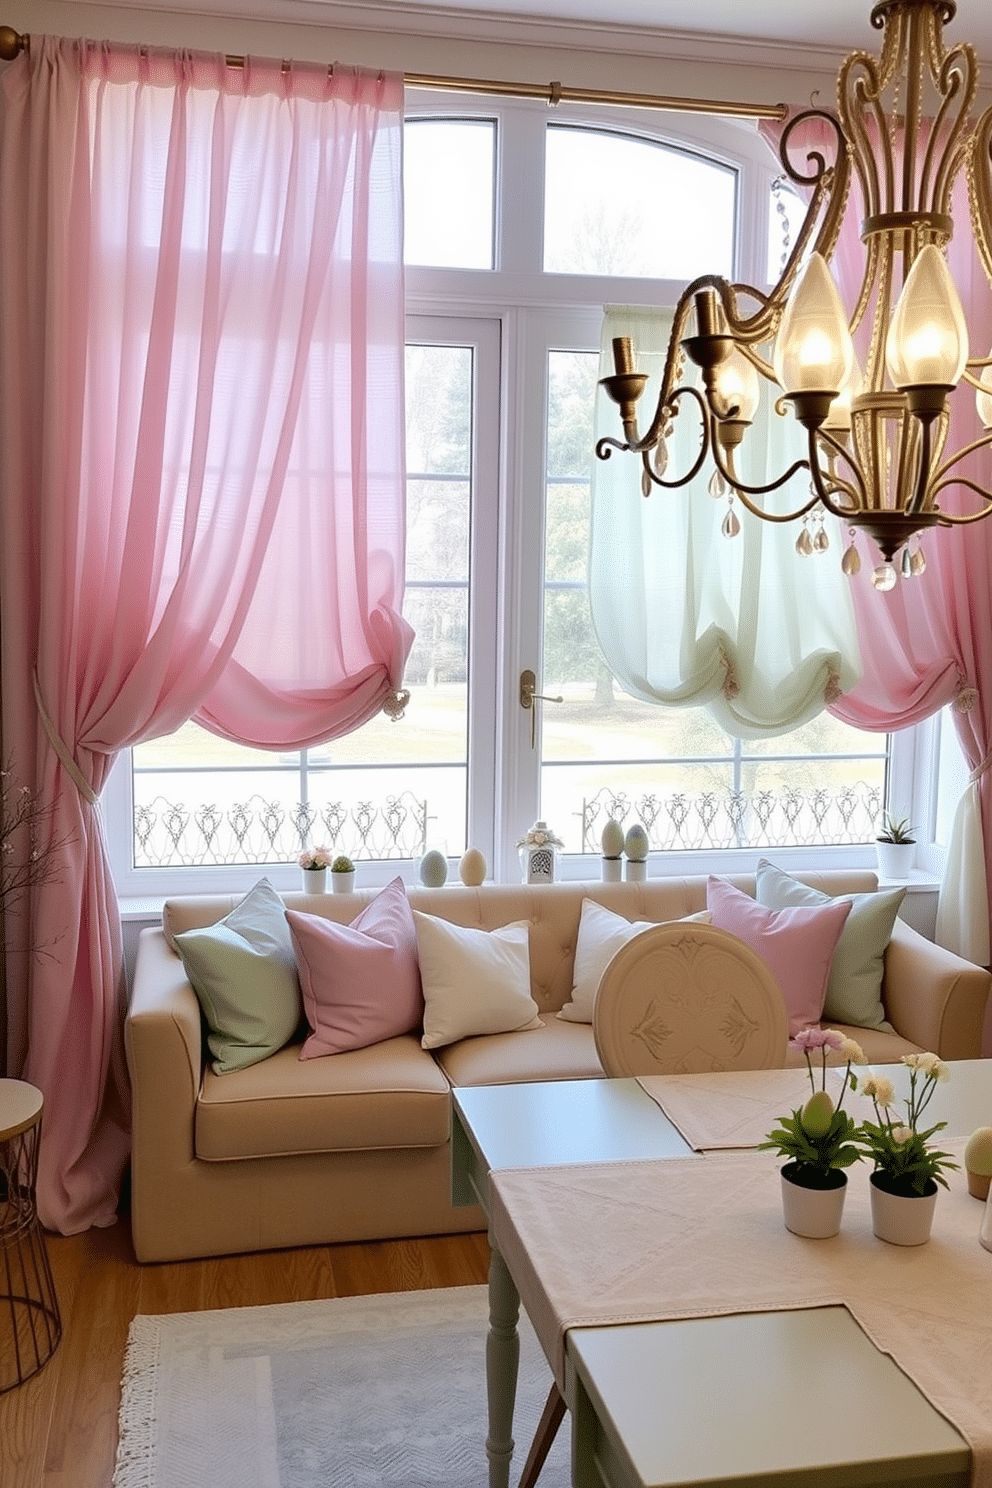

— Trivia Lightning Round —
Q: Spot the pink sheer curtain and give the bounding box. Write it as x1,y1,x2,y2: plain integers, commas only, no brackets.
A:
763,116,992,983
0,36,410,1231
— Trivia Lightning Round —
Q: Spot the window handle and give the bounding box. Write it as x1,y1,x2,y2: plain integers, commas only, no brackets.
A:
519,669,563,749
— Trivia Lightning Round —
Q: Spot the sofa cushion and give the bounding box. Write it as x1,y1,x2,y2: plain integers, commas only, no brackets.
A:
558,899,713,1023
706,876,852,1038
434,1017,605,1087
755,859,902,1033
413,913,543,1049
286,878,423,1058
195,1033,451,1160
173,877,302,1075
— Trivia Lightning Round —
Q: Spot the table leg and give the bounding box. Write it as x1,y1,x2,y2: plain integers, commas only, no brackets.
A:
485,1240,520,1488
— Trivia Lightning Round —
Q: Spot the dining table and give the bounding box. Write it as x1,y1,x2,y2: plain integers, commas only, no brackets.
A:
452,1062,992,1488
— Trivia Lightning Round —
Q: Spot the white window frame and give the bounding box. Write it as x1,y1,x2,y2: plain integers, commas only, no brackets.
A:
103,91,944,897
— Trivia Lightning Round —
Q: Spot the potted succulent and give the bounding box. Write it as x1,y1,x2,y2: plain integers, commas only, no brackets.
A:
875,812,916,880
858,1054,958,1245
298,845,332,893
330,854,356,894
760,1028,866,1238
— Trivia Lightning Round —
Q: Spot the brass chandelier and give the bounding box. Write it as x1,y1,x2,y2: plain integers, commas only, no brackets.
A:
598,0,992,590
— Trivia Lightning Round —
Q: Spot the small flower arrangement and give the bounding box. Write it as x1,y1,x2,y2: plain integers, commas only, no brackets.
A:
298,845,332,871
516,822,564,850
857,1053,958,1196
331,855,354,874
760,1029,867,1188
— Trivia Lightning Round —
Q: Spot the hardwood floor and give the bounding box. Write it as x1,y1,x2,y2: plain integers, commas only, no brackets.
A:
0,1210,490,1488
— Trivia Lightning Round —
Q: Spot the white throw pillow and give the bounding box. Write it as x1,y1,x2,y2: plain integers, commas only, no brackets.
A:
413,913,543,1049
558,899,713,1024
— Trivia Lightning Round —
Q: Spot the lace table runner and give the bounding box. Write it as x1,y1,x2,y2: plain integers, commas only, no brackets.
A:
636,1068,872,1151
491,1140,992,1488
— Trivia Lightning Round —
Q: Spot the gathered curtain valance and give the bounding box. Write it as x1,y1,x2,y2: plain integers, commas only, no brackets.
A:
589,305,862,741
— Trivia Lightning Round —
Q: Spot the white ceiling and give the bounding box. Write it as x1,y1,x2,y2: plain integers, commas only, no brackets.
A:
337,0,992,60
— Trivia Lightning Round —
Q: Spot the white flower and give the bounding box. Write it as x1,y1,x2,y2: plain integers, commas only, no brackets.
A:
861,1074,895,1107
891,1125,914,1145
533,831,547,845
837,1037,867,1065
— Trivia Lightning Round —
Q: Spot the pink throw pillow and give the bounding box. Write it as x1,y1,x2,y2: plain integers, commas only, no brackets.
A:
287,877,423,1058
706,876,852,1038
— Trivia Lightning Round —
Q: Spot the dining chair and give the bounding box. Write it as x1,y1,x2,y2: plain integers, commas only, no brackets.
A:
592,920,788,1077
520,921,788,1488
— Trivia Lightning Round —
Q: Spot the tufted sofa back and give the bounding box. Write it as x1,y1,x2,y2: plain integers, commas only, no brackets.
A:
162,871,879,1018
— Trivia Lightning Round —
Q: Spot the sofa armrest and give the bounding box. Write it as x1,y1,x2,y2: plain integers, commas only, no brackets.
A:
126,927,204,1169
882,917,991,1059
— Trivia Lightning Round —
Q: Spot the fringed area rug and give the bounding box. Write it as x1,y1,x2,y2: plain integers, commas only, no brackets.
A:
114,1284,570,1488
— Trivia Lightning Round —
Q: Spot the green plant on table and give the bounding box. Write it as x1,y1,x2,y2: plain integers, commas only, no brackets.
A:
760,1028,867,1188
331,855,354,873
857,1054,958,1197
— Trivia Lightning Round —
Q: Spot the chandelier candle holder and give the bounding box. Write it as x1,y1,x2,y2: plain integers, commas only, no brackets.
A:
598,0,992,592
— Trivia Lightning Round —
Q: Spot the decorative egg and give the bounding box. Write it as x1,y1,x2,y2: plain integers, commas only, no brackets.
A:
600,819,625,860
964,1126,992,1198
459,847,487,886
419,849,449,888
624,823,650,861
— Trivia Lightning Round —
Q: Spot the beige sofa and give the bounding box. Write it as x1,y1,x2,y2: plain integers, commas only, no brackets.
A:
126,871,991,1262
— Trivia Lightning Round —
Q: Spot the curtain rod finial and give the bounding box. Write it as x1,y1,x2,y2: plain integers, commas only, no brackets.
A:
0,26,26,60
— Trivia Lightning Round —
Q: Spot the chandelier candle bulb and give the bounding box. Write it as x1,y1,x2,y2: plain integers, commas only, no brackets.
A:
885,244,969,392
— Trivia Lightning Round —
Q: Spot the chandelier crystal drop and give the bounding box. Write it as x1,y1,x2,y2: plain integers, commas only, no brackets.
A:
597,0,992,586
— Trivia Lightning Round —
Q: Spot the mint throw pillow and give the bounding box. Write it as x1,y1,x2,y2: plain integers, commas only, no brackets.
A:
174,878,302,1074
755,859,904,1032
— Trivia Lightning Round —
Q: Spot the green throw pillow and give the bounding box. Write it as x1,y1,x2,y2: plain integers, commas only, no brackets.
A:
174,878,302,1074
754,859,905,1033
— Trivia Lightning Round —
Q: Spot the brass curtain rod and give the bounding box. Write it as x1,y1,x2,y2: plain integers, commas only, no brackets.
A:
0,26,786,121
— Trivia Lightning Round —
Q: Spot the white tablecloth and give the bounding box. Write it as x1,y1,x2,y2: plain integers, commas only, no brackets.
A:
491,1140,992,1488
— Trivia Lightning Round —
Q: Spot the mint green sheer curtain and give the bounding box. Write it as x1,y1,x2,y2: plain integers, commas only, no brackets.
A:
589,305,861,740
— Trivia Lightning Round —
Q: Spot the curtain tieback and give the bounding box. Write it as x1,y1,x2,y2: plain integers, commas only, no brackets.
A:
969,751,992,787
32,668,98,805
383,687,410,720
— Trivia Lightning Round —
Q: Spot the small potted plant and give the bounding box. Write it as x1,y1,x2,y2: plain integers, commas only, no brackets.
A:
298,845,332,893
875,812,916,880
760,1028,866,1238
858,1054,958,1245
330,853,356,894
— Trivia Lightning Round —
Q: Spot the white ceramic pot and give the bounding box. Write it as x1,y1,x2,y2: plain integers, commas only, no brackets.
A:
875,840,915,880
625,859,647,882
301,867,326,894
330,869,355,894
780,1164,847,1239
601,858,622,883
981,1184,992,1254
869,1173,938,1246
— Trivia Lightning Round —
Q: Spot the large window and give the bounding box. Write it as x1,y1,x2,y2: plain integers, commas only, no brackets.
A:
109,98,909,895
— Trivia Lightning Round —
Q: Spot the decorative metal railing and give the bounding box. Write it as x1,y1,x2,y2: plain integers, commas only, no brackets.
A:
133,791,429,867
132,780,883,868
579,782,882,854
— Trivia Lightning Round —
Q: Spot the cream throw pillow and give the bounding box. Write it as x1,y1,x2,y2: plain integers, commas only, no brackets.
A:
413,912,543,1049
557,899,713,1024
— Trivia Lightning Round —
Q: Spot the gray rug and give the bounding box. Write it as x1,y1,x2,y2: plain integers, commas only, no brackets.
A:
113,1284,570,1488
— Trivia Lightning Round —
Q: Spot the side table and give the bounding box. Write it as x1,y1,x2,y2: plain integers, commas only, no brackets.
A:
0,1079,62,1390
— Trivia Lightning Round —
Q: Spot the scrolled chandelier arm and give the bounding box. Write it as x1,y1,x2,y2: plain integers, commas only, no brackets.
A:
598,0,992,593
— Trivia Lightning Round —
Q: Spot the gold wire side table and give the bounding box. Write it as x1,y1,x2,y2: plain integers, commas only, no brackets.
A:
0,1079,62,1390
